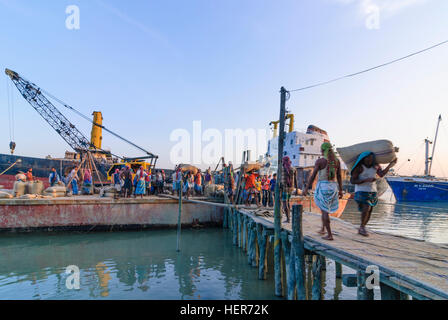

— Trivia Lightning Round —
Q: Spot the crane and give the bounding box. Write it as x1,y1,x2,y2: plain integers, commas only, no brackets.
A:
4,68,158,163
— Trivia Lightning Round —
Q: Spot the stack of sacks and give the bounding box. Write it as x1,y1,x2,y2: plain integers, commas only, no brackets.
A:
337,140,399,198
15,173,27,182
0,190,13,199
204,184,217,198
204,184,225,198
178,164,199,175
44,186,67,198
25,181,45,195
100,186,116,198
19,194,39,199
13,181,26,197
242,162,263,173
337,140,399,172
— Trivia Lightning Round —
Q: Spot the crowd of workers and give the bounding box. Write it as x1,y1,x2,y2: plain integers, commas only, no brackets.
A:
36,141,396,241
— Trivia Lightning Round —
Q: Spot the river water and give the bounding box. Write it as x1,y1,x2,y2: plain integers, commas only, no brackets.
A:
0,190,447,300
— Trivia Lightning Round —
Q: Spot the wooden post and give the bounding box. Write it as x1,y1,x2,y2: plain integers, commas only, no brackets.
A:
251,222,258,268
312,255,323,300
356,270,374,300
335,262,342,279
272,86,287,297
257,224,269,280
223,207,228,229
176,180,183,252
229,206,233,231
321,256,327,271
281,231,296,300
232,209,238,246
380,282,403,300
242,215,248,252
292,205,306,300
237,212,242,248
247,220,254,265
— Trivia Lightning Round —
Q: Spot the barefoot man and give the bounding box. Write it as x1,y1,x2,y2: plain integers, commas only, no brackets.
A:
281,156,296,223
350,152,397,237
303,142,343,241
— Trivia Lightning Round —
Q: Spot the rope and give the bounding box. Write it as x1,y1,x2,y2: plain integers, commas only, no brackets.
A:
288,39,448,93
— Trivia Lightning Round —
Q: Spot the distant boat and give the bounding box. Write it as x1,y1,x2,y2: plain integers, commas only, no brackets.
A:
386,115,448,202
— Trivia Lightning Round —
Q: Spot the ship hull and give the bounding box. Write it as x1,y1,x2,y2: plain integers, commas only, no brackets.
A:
386,176,448,202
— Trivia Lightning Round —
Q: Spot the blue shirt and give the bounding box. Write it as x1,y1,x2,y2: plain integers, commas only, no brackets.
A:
270,178,276,191
49,172,60,185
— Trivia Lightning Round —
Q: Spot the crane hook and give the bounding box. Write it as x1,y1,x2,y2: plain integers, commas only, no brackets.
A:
9,141,16,155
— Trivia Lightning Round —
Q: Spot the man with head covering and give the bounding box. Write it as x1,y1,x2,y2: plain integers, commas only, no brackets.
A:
49,167,60,187
351,152,397,236
303,142,343,240
112,168,122,198
121,165,133,198
134,166,147,198
281,156,296,223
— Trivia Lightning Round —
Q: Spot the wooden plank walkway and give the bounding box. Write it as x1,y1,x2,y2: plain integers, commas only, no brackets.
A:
239,207,448,300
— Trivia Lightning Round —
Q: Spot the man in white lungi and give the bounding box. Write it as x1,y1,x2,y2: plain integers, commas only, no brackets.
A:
303,142,343,241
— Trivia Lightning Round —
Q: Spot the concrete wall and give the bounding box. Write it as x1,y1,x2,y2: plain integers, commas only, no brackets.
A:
0,197,223,232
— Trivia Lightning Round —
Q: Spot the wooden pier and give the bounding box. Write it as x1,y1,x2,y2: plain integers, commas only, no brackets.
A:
168,193,448,300
225,204,448,300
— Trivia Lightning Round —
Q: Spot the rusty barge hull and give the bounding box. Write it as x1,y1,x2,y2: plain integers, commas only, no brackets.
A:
0,196,223,233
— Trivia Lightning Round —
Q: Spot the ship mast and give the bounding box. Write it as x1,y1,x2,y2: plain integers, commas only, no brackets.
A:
425,115,442,176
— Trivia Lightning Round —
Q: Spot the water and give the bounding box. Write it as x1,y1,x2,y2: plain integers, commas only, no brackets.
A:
341,189,448,244
0,229,281,300
0,189,447,300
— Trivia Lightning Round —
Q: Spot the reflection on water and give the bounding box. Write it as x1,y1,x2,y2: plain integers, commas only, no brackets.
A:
0,229,285,300
342,189,448,244
0,189,446,300
0,228,362,300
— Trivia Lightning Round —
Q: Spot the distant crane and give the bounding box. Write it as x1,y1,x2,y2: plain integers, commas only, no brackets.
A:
5,68,159,183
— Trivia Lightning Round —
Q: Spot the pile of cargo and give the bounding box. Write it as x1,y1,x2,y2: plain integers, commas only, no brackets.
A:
0,173,67,199
204,184,225,199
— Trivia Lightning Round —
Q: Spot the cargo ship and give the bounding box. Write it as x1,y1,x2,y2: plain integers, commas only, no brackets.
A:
386,115,448,202
265,114,351,191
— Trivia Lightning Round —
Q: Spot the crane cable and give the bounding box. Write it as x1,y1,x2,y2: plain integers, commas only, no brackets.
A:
38,86,157,158
5,76,14,142
16,74,156,158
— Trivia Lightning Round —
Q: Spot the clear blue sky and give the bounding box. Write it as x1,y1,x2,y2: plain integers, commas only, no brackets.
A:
1,0,447,175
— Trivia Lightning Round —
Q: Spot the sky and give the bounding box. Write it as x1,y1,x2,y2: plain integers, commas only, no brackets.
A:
0,0,447,176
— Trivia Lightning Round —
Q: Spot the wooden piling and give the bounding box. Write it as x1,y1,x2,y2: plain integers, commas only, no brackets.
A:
256,224,269,280
252,222,259,268
272,86,288,297
247,220,254,265
281,231,296,300
321,256,327,271
232,209,238,246
292,205,306,300
335,262,342,279
176,180,183,252
312,255,324,300
242,215,248,252
356,270,374,300
380,282,403,300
